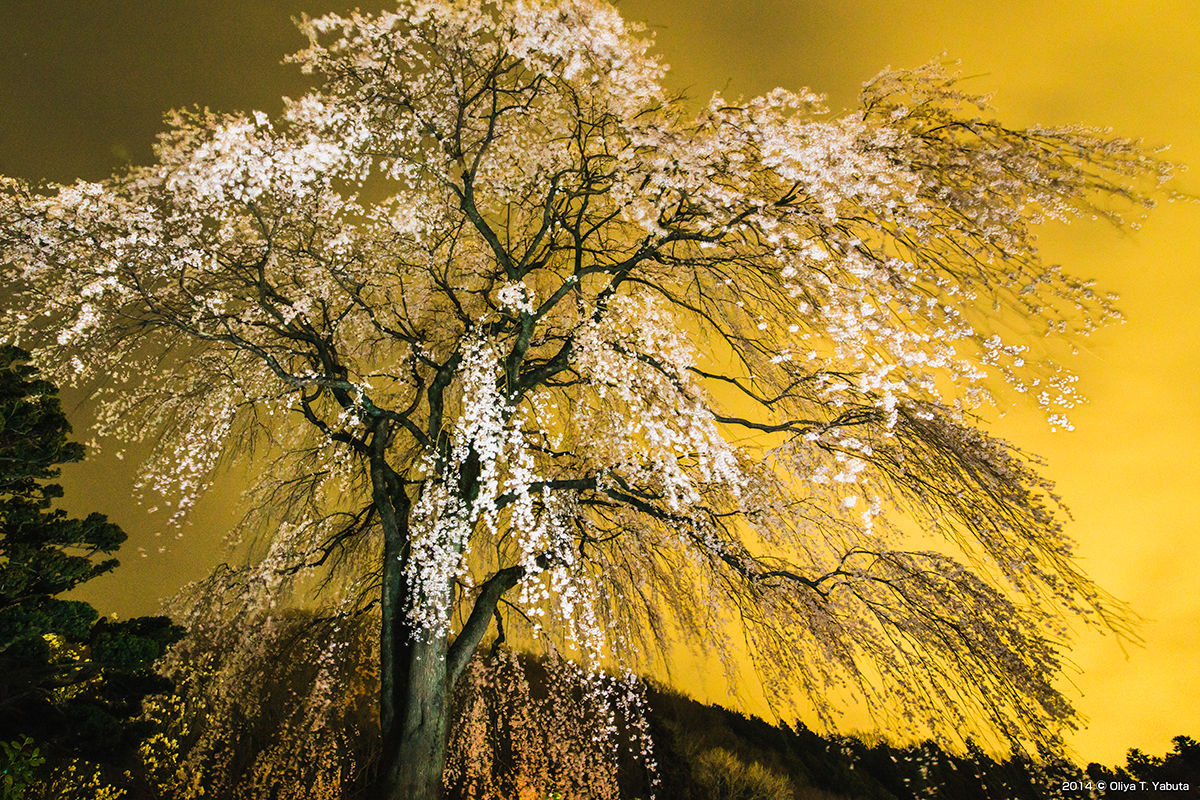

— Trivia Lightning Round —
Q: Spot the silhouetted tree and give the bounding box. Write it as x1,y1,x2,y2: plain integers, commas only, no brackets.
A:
0,345,182,760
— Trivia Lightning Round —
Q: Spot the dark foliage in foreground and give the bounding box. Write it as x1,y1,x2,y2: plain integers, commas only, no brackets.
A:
1084,736,1200,795
644,687,1199,799
0,346,183,763
642,685,1060,800
12,631,1195,799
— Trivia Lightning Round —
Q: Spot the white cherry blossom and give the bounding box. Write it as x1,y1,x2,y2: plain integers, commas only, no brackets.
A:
0,2,1171,796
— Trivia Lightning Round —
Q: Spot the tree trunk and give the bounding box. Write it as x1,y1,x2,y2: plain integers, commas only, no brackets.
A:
380,634,451,800
370,420,455,800
370,424,506,799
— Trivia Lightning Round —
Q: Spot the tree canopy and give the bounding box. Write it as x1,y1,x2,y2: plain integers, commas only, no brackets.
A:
0,346,183,759
0,1,1171,796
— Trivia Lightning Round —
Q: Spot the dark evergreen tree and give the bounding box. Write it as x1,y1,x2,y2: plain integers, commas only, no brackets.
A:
0,345,182,760
1099,736,1200,792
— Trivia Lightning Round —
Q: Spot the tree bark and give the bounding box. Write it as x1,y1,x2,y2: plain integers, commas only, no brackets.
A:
377,562,532,798
368,421,442,800
381,634,451,800
370,420,523,799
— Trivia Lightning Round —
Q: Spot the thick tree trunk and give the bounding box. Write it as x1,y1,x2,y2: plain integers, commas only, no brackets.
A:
369,421,452,800
375,566,526,799
370,422,516,799
380,634,451,800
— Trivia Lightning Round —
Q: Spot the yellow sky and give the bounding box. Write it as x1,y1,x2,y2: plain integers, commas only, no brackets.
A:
3,0,1197,768
618,0,1200,765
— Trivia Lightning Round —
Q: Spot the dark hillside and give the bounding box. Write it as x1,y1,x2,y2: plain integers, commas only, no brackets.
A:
10,637,1196,799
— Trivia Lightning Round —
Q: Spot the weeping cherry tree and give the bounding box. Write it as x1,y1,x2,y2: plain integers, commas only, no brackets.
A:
0,1,1172,797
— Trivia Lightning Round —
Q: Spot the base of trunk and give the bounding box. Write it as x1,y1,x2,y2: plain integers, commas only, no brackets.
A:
379,637,451,800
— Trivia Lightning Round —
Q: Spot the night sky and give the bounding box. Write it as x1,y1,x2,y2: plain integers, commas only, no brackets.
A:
2,0,1197,767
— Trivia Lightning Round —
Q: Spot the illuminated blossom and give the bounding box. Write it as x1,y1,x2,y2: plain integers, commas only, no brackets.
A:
0,0,1169,795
